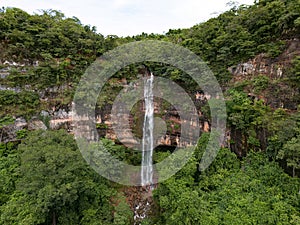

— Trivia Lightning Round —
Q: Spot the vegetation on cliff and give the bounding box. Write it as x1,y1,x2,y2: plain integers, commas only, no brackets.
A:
0,0,300,224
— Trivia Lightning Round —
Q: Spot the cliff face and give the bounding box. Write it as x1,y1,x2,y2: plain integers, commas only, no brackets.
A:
1,39,299,149
229,38,300,109
229,39,300,79
226,38,300,157
0,74,209,148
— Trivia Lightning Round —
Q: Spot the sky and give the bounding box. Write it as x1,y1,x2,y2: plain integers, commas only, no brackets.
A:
1,0,255,37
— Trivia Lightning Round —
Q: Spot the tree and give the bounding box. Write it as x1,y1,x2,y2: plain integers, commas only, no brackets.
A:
226,90,271,156
0,142,19,206
0,130,114,225
153,150,300,225
278,134,300,177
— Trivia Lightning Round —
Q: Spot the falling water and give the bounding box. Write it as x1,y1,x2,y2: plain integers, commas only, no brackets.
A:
141,73,154,186
133,73,154,225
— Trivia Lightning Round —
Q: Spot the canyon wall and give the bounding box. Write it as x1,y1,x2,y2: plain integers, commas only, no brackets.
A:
1,38,299,149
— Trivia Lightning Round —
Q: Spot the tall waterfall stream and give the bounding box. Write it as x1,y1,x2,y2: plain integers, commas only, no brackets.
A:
141,73,154,186
134,73,155,224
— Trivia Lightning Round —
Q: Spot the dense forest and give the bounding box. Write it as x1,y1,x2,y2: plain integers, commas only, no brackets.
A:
0,0,300,224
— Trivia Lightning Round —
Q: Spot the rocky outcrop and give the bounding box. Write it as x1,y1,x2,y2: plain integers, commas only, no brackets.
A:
229,38,300,110
122,185,158,225
229,38,300,80
96,99,204,149
0,117,47,143
28,119,47,131
0,118,26,143
227,38,300,156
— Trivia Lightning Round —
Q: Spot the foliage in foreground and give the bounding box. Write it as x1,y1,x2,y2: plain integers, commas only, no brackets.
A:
153,146,300,225
0,130,133,225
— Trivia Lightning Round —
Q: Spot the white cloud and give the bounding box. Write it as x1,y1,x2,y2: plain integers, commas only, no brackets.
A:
1,0,255,37
112,0,140,9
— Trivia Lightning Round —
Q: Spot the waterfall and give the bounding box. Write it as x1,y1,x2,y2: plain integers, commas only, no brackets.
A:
141,73,154,186
134,73,154,225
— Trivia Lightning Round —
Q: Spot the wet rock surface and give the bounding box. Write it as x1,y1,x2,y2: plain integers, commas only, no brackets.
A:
122,185,157,225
